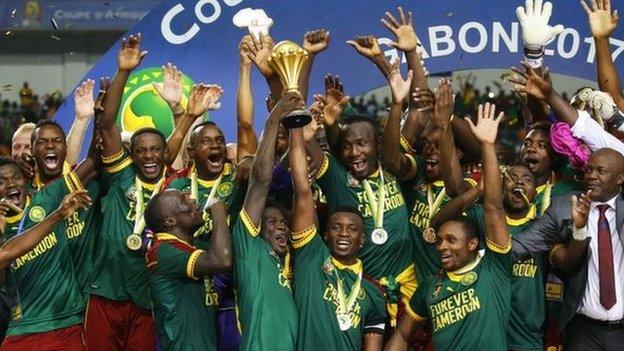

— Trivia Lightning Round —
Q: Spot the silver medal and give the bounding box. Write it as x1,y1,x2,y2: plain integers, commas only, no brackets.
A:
371,228,388,245
337,313,352,331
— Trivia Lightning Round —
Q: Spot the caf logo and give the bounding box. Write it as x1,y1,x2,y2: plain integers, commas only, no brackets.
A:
28,206,46,223
217,182,233,198
117,67,195,139
461,271,478,286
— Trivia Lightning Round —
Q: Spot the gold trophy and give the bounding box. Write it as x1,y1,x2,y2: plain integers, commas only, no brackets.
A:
267,40,312,128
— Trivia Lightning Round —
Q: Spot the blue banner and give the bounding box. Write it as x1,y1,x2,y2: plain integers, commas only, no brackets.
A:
52,0,624,151
2,0,159,30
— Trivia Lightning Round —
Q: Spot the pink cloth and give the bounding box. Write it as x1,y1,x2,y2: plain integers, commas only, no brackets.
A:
550,122,591,171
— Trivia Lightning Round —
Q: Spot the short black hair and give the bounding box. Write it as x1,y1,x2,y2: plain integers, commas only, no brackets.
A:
32,120,66,144
189,121,221,148
328,206,365,226
264,197,290,220
129,127,166,153
442,215,479,240
0,156,20,170
525,121,566,171
145,191,171,233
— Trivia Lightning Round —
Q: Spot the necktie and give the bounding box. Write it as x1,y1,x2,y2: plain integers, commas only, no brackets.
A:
596,204,616,310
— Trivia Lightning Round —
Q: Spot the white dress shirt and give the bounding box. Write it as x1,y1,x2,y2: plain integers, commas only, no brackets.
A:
577,195,624,321
570,110,624,157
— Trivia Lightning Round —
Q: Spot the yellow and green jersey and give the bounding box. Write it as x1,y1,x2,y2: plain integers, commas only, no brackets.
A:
315,153,417,309
465,205,546,350
402,156,478,281
407,240,512,351
85,150,156,310
232,209,297,351
6,173,85,336
146,233,217,351
167,163,244,250
291,226,387,351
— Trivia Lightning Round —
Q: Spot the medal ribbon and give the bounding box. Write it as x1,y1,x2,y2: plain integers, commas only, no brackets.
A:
362,168,385,230
540,182,552,215
133,176,166,235
334,268,363,317
426,183,447,226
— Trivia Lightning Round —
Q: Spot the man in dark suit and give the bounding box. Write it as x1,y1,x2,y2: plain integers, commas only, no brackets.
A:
513,147,624,350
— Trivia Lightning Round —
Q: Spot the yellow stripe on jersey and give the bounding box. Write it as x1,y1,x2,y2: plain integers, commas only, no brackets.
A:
400,134,417,155
402,153,419,180
102,149,125,164
486,237,512,254
63,173,76,193
290,225,316,249
240,209,260,237
68,171,84,191
315,153,330,180
105,156,133,174
186,249,205,280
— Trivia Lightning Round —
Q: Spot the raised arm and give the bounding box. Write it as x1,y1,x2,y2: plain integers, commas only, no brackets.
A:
247,33,283,99
194,201,232,275
401,88,434,150
466,103,509,248
290,125,316,232
0,191,91,269
550,191,591,273
66,79,95,165
582,0,624,110
301,29,330,103
237,35,258,160
385,314,420,351
153,63,185,124
347,36,392,79
243,92,303,225
383,59,414,178
433,79,470,197
101,33,147,158
166,84,224,167
430,184,483,230
315,75,350,153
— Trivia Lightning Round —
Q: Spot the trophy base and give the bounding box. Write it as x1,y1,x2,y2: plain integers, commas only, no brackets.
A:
282,109,311,129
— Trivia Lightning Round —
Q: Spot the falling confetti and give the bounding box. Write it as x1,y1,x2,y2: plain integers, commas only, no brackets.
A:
10,9,17,18
50,18,58,30
5,30,13,37
51,35,60,41
2,84,12,92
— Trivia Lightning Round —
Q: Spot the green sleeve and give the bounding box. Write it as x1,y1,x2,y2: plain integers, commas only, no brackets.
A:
407,281,430,322
314,153,346,195
484,240,513,279
363,284,388,334
464,204,486,245
155,243,204,280
102,149,135,184
22,173,74,231
231,210,260,258
292,226,325,261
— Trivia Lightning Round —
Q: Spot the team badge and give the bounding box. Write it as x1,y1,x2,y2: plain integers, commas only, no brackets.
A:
347,174,360,188
323,261,335,274
432,284,442,299
126,186,137,202
461,271,478,286
217,182,233,198
28,206,46,222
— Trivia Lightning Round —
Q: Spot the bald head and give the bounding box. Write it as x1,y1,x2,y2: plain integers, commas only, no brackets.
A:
585,148,624,201
145,191,178,233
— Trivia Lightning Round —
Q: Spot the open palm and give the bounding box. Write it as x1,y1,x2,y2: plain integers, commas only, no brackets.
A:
466,102,504,145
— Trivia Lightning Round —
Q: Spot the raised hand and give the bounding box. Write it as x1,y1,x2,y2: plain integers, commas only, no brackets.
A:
152,63,183,110
465,102,504,145
303,29,330,55
239,35,253,66
346,35,382,59
186,84,224,119
582,0,619,39
0,198,22,234
388,59,413,103
412,88,435,112
117,33,147,71
74,79,95,121
270,91,306,121
571,190,592,229
381,7,419,52
302,115,319,142
507,65,553,100
59,190,92,219
433,78,454,128
516,0,564,49
248,33,275,78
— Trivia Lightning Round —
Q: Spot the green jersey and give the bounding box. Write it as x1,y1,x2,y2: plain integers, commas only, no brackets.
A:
85,150,154,309
464,205,546,350
402,156,478,281
232,209,297,351
533,179,576,216
292,226,387,351
7,174,85,336
146,233,216,351
2,212,26,322
315,153,416,304
167,163,244,250
407,240,512,351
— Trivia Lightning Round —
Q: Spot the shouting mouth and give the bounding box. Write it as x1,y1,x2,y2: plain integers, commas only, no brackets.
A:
43,152,59,170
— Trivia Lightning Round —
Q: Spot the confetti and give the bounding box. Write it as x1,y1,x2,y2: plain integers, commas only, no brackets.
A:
2,84,12,92
51,35,60,41
10,9,17,18
5,30,13,37
50,18,58,30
